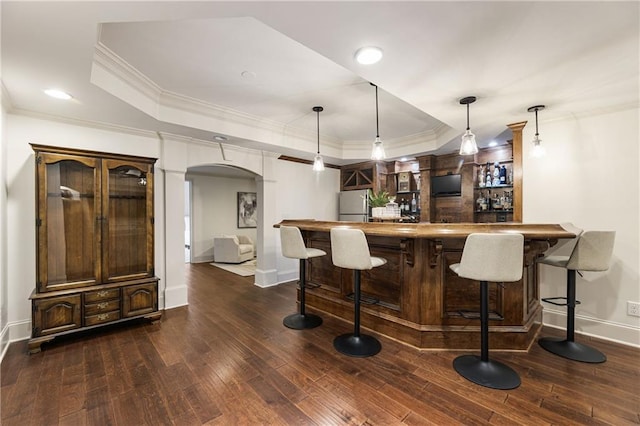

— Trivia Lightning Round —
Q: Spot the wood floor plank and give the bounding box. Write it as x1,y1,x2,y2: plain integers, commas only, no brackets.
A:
2,262,639,426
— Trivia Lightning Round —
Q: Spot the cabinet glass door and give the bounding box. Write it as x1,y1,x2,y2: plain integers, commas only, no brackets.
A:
37,155,100,291
102,159,153,282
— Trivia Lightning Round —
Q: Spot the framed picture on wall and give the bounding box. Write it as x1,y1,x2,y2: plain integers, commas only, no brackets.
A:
237,192,257,228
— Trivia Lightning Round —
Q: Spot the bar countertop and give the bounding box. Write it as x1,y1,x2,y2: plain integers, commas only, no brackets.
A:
275,219,576,240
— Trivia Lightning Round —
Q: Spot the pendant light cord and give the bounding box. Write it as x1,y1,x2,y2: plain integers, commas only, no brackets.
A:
534,108,539,136
316,109,320,154
466,103,470,131
375,84,380,138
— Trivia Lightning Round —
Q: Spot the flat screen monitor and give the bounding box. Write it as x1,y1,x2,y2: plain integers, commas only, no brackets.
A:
431,174,461,197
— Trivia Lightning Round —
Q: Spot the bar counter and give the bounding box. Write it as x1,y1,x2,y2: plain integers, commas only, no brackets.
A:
275,220,575,351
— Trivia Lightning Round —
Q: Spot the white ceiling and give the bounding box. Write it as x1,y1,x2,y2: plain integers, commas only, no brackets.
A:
2,1,638,166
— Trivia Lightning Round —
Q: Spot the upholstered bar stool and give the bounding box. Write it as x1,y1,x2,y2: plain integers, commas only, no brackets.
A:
450,233,524,390
280,225,326,330
330,228,387,357
538,230,616,363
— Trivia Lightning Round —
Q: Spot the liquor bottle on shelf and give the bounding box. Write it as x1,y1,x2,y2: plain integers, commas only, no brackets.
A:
411,193,417,213
476,192,485,211
492,192,500,210
492,162,501,186
500,165,507,184
486,170,492,187
478,165,485,187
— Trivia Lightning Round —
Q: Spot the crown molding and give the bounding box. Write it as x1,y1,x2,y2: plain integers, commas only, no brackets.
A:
10,108,159,139
93,43,161,102
92,44,342,155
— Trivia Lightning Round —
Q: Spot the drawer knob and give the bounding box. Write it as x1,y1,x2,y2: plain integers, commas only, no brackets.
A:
97,313,109,321
97,302,109,310
97,291,110,298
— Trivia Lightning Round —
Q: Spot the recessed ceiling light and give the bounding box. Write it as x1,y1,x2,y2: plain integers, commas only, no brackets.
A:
240,71,256,79
213,135,227,141
354,46,383,65
44,89,72,100
488,141,498,147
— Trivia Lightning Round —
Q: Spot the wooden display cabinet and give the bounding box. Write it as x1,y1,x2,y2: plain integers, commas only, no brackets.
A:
29,145,161,353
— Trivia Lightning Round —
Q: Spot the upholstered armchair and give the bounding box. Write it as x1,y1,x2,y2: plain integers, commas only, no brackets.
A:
213,235,254,263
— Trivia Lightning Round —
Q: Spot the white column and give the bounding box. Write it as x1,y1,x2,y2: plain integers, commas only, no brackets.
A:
255,153,279,287
162,169,188,308
158,136,189,309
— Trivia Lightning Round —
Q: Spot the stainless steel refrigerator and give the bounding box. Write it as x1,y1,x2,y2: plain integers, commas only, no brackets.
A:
339,189,369,222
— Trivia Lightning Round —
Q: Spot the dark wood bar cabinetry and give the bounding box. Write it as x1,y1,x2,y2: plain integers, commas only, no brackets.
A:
276,219,574,351
28,145,161,354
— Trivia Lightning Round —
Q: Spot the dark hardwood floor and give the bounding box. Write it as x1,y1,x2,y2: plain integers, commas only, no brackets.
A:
2,263,639,425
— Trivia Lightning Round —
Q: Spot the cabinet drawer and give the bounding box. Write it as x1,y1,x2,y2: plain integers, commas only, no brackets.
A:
123,283,157,317
33,295,82,336
85,310,120,327
85,288,120,303
85,299,120,316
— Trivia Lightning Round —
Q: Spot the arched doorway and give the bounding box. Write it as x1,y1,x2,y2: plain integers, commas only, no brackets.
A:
185,164,259,265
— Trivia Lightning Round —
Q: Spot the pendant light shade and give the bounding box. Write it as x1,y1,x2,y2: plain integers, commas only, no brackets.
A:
528,105,546,158
370,83,386,160
459,96,479,155
312,106,325,171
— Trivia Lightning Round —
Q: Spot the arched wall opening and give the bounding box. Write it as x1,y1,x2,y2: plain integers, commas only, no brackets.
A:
161,138,281,310
184,164,259,265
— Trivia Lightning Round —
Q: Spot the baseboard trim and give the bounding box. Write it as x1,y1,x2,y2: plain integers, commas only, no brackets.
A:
0,319,32,363
255,268,279,288
543,309,640,348
164,285,188,309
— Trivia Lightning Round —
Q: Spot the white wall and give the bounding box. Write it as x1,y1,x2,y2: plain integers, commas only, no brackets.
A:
523,107,640,346
0,77,9,359
273,161,340,284
186,173,257,263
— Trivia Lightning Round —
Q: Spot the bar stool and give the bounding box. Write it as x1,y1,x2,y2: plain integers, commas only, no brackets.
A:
449,233,524,390
538,230,616,363
280,225,325,330
330,228,387,357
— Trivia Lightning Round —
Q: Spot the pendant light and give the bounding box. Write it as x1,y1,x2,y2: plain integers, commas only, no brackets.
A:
459,96,479,155
312,106,325,171
528,105,546,158
370,83,386,160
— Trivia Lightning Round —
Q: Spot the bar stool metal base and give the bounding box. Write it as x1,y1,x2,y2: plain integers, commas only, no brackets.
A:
538,337,606,363
283,313,323,330
453,355,521,390
333,333,381,358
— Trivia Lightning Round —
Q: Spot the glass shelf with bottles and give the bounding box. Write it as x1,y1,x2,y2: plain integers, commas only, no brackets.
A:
396,193,420,217
475,189,513,213
475,160,513,188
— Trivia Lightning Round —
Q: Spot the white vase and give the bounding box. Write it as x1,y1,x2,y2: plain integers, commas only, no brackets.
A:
372,207,385,218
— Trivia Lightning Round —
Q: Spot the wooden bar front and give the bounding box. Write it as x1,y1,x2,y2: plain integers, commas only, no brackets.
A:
275,220,575,351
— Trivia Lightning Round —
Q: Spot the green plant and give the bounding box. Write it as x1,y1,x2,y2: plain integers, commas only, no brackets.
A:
368,189,390,207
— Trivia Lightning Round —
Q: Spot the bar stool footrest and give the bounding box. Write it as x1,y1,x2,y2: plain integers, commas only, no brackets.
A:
283,313,323,330
453,355,520,390
541,297,581,307
458,310,504,321
346,293,379,305
538,337,606,363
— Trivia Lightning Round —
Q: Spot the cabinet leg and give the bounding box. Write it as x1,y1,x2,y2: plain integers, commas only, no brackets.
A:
145,311,163,323
28,336,55,354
